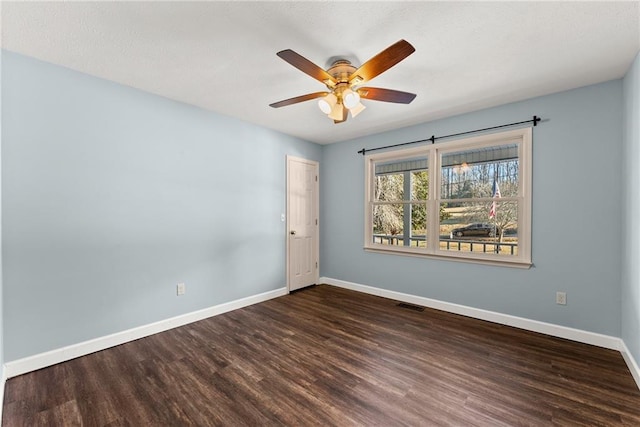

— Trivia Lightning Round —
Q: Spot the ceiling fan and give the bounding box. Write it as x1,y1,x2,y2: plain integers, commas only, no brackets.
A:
269,39,417,124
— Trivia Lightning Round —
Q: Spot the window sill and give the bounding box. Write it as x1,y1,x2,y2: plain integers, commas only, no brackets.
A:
363,246,533,269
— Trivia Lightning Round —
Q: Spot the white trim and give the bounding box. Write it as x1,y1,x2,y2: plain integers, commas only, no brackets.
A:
320,277,620,350
620,340,640,390
4,287,288,378
363,247,533,269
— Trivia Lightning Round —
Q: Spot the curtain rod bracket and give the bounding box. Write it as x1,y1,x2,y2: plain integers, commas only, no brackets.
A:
430,135,435,144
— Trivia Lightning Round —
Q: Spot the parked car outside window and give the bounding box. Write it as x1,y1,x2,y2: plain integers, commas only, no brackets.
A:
450,223,500,238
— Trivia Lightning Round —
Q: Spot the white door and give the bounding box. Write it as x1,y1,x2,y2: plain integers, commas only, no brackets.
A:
287,156,319,291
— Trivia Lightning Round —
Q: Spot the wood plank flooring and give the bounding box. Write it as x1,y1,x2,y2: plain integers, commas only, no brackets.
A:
4,284,640,426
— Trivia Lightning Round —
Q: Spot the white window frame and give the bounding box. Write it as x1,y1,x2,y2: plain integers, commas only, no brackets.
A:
364,127,532,268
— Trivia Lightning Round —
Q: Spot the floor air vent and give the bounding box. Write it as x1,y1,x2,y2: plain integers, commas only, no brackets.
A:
397,302,425,312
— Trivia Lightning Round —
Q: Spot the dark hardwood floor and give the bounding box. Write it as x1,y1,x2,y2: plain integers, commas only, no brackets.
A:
3,284,640,426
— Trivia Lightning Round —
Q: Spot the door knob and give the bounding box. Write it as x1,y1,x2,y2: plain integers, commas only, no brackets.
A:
290,230,296,235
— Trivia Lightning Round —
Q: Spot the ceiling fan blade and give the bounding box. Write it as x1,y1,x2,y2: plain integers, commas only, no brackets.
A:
269,92,329,108
349,40,415,85
358,87,417,104
277,50,337,85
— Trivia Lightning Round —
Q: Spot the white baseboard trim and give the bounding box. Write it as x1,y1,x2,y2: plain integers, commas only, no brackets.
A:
5,287,288,379
620,340,640,390
320,277,621,350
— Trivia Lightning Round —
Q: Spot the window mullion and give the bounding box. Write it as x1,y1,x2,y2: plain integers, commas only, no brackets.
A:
427,147,438,253
403,171,411,246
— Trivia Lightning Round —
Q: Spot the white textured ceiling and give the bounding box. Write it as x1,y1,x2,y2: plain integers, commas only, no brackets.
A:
2,1,639,144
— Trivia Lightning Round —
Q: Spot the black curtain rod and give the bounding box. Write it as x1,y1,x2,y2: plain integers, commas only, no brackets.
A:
357,115,541,155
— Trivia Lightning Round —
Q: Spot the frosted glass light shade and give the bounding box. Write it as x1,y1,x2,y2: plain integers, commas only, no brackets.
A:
342,89,361,109
328,103,344,121
318,93,337,114
349,102,366,118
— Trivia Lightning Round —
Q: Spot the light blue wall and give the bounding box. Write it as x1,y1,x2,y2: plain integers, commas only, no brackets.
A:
622,51,640,366
1,51,321,361
321,80,623,336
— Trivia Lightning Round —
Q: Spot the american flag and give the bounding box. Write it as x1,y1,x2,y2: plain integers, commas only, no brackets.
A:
489,179,501,219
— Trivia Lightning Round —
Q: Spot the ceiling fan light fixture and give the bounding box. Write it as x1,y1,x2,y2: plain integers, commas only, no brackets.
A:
342,88,361,109
270,40,416,125
349,102,366,118
318,93,337,114
328,103,344,121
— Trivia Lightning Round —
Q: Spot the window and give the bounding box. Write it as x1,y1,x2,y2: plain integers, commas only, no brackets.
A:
364,128,532,267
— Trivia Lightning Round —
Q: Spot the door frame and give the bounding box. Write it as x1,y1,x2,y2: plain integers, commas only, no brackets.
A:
286,155,319,292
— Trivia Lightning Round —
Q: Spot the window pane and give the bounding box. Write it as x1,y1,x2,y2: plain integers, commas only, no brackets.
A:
440,201,518,256
374,173,404,202
374,156,428,202
441,144,519,199
372,204,404,245
410,170,428,201
372,203,427,247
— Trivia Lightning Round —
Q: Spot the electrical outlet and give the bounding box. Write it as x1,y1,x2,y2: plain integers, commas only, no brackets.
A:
177,282,186,296
556,291,566,305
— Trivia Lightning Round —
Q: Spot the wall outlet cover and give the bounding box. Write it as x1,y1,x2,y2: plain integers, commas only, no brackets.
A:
177,283,186,296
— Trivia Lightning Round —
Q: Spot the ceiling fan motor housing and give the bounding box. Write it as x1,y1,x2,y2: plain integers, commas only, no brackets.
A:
326,60,360,100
